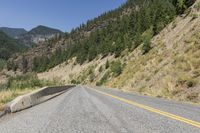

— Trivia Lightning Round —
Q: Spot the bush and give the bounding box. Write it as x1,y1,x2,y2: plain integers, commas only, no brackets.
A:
0,83,7,91
105,60,109,69
89,70,95,82
7,74,41,90
7,60,18,71
71,79,80,84
6,73,56,90
99,66,103,72
191,13,198,20
142,28,153,54
96,82,101,86
186,79,197,88
96,72,110,86
195,2,200,11
0,59,6,71
110,60,123,77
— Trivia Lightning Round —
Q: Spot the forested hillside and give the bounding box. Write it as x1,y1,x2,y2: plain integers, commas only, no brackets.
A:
0,27,27,38
0,31,27,71
0,31,26,60
37,0,200,103
8,0,195,72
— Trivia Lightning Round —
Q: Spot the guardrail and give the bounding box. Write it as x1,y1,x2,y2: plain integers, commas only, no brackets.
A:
4,85,75,113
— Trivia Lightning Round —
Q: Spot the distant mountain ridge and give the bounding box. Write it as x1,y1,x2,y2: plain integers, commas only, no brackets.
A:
17,25,63,47
28,25,63,35
0,25,63,47
0,27,27,38
0,25,63,62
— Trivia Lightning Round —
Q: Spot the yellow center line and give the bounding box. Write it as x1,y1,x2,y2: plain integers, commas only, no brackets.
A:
91,88,200,128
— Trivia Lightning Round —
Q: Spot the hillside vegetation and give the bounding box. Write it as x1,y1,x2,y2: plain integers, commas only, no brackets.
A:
108,2,200,103
0,27,27,38
3,0,200,104
38,0,200,104
0,31,26,60
0,31,27,72
8,0,195,72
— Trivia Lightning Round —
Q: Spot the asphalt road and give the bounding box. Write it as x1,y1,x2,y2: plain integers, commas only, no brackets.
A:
0,85,200,133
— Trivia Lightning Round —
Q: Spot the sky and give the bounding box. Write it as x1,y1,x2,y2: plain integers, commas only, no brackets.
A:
0,0,127,32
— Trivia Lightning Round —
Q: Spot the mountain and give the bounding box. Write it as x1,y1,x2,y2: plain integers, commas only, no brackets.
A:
17,25,63,47
0,27,27,38
7,0,200,103
0,31,26,60
0,26,62,48
28,25,63,35
9,0,195,71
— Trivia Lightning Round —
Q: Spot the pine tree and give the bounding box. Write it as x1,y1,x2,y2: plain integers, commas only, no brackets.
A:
142,27,154,54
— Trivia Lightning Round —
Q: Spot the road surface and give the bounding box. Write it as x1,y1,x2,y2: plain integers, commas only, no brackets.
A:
0,85,200,133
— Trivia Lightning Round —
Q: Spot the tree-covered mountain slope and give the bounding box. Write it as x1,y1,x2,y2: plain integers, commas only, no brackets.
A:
8,0,195,72
0,31,26,60
0,27,27,38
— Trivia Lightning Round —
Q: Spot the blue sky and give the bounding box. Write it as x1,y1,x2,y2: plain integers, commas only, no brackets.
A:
0,0,126,32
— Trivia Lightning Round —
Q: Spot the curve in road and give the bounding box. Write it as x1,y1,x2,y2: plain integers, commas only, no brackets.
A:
0,85,199,133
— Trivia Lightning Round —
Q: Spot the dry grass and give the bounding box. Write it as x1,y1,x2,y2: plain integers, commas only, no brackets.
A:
105,4,200,104
0,73,62,111
37,55,115,85
0,89,34,111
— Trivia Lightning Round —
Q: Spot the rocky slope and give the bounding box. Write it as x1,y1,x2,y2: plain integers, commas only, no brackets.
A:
17,25,63,47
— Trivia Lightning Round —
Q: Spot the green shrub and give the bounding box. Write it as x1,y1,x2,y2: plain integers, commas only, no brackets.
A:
6,73,56,90
7,60,18,71
191,13,198,20
0,59,6,71
110,60,123,77
89,70,95,82
195,2,200,11
105,60,109,69
96,82,101,86
7,74,40,90
71,79,80,85
142,28,153,54
99,66,103,72
96,72,110,86
0,83,7,91
172,21,177,29
186,79,197,88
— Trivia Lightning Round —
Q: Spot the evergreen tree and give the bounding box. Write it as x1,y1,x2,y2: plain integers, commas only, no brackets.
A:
142,27,154,54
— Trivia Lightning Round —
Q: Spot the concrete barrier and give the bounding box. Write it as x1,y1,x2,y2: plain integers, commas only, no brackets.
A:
5,85,75,113
0,110,5,118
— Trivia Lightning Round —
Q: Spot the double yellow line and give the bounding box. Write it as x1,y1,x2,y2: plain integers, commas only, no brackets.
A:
92,88,200,128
